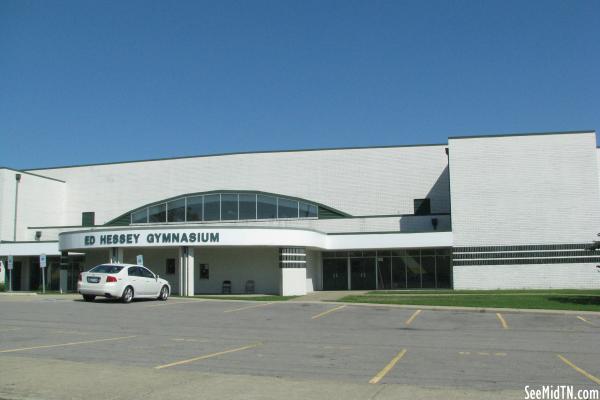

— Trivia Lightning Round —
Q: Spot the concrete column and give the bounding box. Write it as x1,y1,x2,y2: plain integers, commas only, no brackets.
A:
59,251,69,293
278,247,307,296
280,268,307,296
109,247,124,264
178,246,195,296
187,247,194,296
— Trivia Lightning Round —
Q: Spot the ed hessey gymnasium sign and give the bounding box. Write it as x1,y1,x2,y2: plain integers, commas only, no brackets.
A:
84,231,220,247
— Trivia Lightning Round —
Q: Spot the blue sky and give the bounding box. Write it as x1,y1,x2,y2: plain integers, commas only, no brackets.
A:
1,0,598,169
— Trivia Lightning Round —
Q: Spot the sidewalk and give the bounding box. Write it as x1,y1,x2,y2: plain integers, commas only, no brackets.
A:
291,290,367,302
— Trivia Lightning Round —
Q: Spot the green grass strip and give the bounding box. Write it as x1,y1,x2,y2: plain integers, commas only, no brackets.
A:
190,295,297,301
339,292,600,311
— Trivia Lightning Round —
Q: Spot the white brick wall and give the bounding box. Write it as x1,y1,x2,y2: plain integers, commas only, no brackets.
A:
449,132,600,246
454,263,600,290
0,169,65,241
32,214,452,241
449,132,600,289
27,145,450,227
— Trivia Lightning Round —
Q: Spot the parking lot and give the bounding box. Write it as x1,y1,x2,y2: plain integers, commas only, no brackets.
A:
0,295,599,400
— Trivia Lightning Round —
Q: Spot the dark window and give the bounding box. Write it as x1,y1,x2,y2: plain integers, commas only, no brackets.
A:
149,204,167,223
277,198,299,219
299,202,318,218
436,255,452,288
391,257,407,289
167,199,186,222
414,198,431,215
239,194,257,220
421,255,436,288
221,194,238,220
127,267,142,277
199,264,209,279
131,209,148,224
166,259,176,275
139,267,155,279
82,212,95,227
405,253,421,288
204,194,220,221
186,196,203,221
257,195,277,219
128,192,327,224
89,264,123,274
377,257,392,289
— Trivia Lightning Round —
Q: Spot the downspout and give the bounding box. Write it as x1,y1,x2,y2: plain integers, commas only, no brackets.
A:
13,173,21,241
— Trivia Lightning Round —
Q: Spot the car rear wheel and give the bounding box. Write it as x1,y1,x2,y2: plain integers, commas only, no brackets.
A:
121,286,134,303
158,285,169,301
83,294,95,302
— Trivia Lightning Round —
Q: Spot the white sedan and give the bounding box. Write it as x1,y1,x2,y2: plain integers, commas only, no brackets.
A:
78,263,171,303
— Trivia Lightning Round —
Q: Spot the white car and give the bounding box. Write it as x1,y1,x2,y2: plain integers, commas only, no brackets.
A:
78,263,171,303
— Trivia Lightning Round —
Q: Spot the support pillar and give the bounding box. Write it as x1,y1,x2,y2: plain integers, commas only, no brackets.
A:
109,247,124,264
59,251,68,293
178,246,194,296
279,247,307,296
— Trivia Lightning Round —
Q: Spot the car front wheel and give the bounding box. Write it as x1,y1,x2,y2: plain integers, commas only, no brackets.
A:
158,285,169,301
121,286,134,303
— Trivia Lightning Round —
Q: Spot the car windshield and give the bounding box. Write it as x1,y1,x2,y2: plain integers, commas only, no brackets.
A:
89,264,124,274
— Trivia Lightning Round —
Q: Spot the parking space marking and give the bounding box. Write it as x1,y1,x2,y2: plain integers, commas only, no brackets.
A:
557,354,600,385
223,302,274,313
405,309,422,326
576,316,597,327
496,313,509,329
154,343,262,369
311,305,347,320
0,335,137,353
459,351,507,357
369,349,407,384
172,338,209,343
146,300,207,308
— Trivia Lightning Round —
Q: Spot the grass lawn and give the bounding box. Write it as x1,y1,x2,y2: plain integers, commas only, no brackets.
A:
338,289,600,311
188,295,297,301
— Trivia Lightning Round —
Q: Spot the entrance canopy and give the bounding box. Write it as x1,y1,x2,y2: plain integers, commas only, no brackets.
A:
58,226,452,252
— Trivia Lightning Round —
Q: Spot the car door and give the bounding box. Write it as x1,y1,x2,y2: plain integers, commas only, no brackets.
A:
139,267,159,296
127,267,145,296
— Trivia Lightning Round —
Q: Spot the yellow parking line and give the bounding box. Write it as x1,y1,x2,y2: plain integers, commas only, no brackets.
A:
405,309,422,326
0,335,137,353
311,305,347,320
496,313,508,329
557,354,600,385
154,343,261,369
577,316,597,327
369,349,407,384
223,302,274,313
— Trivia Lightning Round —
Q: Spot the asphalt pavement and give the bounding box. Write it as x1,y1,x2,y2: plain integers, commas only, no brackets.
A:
0,295,598,400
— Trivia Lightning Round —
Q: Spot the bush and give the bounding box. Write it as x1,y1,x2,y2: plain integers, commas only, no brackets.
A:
0,283,4,292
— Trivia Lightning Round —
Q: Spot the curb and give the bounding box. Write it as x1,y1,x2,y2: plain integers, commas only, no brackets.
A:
0,292,38,296
319,300,600,316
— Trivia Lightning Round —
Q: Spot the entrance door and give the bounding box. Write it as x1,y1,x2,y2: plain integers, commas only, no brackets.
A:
350,258,376,290
29,258,41,291
12,262,22,291
322,259,348,290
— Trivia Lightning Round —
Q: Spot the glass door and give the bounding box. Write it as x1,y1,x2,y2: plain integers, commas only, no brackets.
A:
322,258,348,290
350,258,376,290
376,257,392,289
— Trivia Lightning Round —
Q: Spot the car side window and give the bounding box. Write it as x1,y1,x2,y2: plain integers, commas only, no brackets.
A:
128,267,140,277
140,267,155,279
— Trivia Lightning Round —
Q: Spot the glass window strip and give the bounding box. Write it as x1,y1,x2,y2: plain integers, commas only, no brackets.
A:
129,192,321,224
